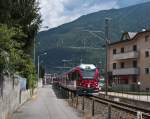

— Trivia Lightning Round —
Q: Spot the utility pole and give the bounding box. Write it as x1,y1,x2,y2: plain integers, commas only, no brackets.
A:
61,39,63,47
38,52,47,87
80,58,82,64
34,37,36,64
105,18,111,96
83,39,86,49
38,55,40,83
35,26,49,66
80,56,83,64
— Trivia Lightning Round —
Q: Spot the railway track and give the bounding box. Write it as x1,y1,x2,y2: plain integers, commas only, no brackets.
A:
58,84,150,118
86,94,150,118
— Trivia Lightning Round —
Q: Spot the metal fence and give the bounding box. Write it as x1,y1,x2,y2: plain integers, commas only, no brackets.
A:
57,84,150,119
110,84,138,92
0,73,4,97
100,91,150,103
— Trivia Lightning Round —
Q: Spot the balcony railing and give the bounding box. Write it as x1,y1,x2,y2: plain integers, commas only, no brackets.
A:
113,68,139,75
113,51,139,60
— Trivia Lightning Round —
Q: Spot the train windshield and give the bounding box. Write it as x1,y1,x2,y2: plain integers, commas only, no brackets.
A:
81,69,95,79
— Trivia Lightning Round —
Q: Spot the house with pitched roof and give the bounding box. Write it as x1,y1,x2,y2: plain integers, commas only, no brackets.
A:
108,30,150,91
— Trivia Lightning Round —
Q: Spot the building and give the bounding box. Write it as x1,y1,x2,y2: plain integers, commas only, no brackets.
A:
108,30,150,91
44,73,52,84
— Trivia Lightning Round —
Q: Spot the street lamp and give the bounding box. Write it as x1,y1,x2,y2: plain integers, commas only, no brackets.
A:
137,81,141,100
38,52,47,86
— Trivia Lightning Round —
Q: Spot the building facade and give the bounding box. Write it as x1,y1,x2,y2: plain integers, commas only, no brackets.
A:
108,31,150,91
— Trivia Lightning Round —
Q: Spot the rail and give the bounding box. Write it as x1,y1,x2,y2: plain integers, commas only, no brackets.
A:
58,84,150,119
89,94,150,118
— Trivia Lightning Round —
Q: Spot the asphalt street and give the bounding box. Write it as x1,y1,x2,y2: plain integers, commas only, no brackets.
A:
12,85,81,119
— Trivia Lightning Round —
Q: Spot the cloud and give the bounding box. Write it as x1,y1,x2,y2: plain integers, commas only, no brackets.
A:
39,0,118,30
39,0,150,30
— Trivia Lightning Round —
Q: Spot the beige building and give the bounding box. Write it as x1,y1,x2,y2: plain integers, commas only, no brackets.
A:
108,31,150,91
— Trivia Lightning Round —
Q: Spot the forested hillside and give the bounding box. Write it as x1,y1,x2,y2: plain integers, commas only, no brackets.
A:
38,2,150,73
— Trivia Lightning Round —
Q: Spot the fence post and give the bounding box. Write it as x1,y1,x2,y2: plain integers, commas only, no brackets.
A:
65,89,67,98
68,91,70,103
67,90,69,99
19,90,22,104
108,103,111,119
147,90,149,102
71,92,73,105
137,111,142,119
0,74,4,97
82,96,84,111
92,99,95,116
76,94,78,108
61,88,64,98
73,92,75,107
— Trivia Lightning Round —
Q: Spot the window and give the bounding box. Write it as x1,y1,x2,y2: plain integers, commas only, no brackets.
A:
113,63,116,69
145,51,149,57
133,60,137,68
121,47,124,53
120,62,125,68
133,45,137,51
81,69,96,79
113,49,116,54
145,35,149,42
75,72,80,80
145,68,149,74
133,76,137,83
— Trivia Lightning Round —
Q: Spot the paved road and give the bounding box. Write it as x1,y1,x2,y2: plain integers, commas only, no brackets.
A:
12,85,81,119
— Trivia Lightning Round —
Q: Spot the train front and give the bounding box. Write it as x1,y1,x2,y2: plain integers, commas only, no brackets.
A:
77,64,100,94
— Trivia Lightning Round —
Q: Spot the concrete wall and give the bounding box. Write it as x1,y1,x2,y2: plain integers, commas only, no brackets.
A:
0,75,31,119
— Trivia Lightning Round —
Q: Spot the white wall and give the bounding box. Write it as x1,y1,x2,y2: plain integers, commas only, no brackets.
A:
0,75,32,119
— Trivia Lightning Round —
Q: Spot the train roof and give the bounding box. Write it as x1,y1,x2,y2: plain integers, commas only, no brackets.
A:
79,64,96,70
64,64,96,75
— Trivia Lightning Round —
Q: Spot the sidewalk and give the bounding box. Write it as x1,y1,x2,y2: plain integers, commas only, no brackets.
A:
100,92,150,102
12,85,81,119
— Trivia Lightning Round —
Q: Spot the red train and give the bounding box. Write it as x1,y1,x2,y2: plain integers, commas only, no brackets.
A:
58,64,101,94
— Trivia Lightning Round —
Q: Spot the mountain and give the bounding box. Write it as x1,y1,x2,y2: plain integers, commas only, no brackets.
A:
38,2,150,73
117,0,150,8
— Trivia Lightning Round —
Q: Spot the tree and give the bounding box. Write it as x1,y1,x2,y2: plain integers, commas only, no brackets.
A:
0,0,41,55
0,0,42,89
0,25,24,73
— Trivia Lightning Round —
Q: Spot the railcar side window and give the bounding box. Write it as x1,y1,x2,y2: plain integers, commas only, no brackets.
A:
73,73,76,80
71,73,74,80
76,73,80,80
68,74,71,80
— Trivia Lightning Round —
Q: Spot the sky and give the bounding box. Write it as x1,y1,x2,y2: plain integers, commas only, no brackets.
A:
39,0,150,30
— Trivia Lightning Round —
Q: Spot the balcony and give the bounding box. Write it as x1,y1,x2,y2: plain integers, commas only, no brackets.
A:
113,68,139,75
113,51,139,60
